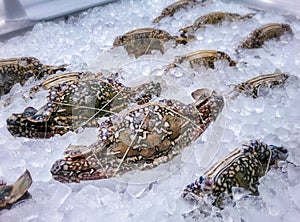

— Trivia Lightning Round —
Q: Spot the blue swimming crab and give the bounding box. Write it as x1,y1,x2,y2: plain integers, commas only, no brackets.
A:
236,23,293,52
0,57,67,96
113,27,195,58
233,70,289,98
50,89,224,183
7,72,161,138
183,140,288,208
164,50,237,71
152,0,200,23
180,12,255,37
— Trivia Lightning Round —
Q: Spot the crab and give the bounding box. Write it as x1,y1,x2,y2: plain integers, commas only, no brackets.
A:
236,23,293,51
50,88,224,183
152,0,200,23
7,72,162,139
182,140,288,208
234,70,289,98
0,57,67,96
113,27,195,58
164,50,237,72
180,12,255,37
0,170,32,210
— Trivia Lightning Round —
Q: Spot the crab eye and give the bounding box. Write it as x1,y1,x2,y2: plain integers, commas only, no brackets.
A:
23,107,38,118
51,162,62,174
250,140,257,147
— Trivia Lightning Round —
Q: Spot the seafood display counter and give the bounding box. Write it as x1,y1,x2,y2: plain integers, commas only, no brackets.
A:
0,0,300,221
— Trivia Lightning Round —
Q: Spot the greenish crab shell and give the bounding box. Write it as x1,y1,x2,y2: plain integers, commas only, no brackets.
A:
113,27,194,58
182,140,288,207
0,57,67,96
113,28,177,58
6,73,162,138
50,89,224,183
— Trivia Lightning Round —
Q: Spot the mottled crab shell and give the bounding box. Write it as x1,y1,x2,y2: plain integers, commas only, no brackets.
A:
152,0,199,23
0,170,32,210
7,72,162,138
0,57,67,96
236,23,293,51
113,28,193,58
165,50,237,71
235,70,289,98
50,89,224,183
180,12,255,36
183,140,288,207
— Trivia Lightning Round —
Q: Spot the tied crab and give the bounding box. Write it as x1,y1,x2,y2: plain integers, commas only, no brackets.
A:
113,27,195,58
7,72,161,138
180,12,255,37
180,69,288,99
50,88,224,183
182,141,288,208
152,0,200,23
236,23,293,52
0,170,32,210
164,50,237,72
0,57,67,96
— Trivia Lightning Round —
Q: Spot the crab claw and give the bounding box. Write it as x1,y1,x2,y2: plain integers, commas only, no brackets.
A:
50,156,108,183
193,88,224,121
269,145,289,163
248,140,289,167
175,33,196,45
6,108,56,138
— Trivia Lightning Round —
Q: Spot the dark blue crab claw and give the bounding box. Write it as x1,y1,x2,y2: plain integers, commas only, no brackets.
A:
269,145,289,162
246,141,288,166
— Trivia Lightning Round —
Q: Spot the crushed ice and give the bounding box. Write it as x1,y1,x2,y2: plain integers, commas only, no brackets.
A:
1,0,300,221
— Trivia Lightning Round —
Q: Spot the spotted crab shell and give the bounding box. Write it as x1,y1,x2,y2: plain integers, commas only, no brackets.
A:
97,99,205,161
113,28,178,58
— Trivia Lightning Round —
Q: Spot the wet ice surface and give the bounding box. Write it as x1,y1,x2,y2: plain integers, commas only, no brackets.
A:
0,0,300,221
